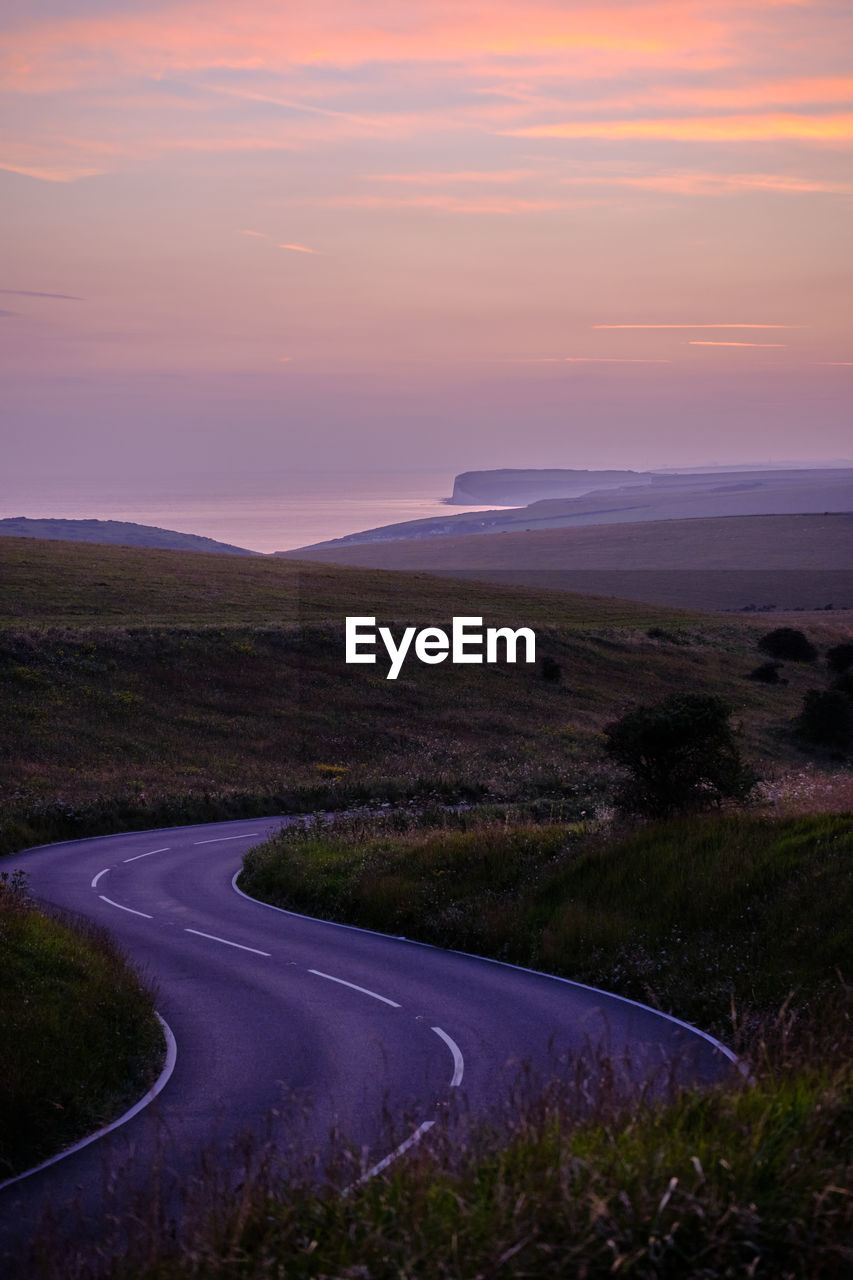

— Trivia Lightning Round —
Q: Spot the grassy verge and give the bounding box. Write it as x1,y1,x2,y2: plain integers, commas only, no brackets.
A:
239,809,853,1035
0,871,164,1179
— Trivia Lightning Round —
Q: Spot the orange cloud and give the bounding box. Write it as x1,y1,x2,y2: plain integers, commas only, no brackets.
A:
278,243,323,254
0,2,735,94
688,340,787,346
565,172,853,196
367,169,539,184
312,193,577,215
595,323,797,329
511,356,670,363
505,113,853,142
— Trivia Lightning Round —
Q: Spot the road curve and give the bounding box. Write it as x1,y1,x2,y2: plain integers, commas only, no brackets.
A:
1,816,736,1270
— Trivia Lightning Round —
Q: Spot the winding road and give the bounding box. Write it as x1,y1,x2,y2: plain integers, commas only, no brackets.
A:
1,816,737,1272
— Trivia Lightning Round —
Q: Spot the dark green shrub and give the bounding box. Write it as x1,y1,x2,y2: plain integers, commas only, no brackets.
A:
796,688,853,750
747,661,785,684
827,641,853,674
603,693,757,818
540,655,562,682
757,628,817,662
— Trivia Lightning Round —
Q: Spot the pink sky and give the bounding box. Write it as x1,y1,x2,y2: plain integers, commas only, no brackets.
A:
2,0,851,481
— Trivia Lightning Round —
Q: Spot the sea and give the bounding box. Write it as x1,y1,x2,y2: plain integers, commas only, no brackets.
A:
0,469,503,554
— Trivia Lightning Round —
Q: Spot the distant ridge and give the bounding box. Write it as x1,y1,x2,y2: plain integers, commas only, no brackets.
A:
289,467,853,551
448,468,645,505
0,518,257,556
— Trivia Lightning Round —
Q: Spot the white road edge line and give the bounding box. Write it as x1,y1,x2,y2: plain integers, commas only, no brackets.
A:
0,1013,178,1192
124,846,170,863
347,1120,436,1191
90,867,110,888
98,894,153,919
431,1026,464,1087
308,969,401,1008
194,834,256,845
232,870,743,1073
184,928,271,957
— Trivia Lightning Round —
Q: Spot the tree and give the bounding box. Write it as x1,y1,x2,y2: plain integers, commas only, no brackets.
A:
757,628,817,663
795,689,853,750
603,692,757,818
826,642,853,675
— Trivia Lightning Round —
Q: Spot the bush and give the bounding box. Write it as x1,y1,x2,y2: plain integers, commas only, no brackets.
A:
540,655,562,682
603,693,757,818
795,688,853,750
827,641,853,674
757,627,817,662
746,661,785,684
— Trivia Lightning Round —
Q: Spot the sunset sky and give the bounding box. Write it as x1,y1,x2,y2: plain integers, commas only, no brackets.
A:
2,0,851,482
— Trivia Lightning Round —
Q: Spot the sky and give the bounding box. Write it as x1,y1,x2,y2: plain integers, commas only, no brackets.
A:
2,0,852,485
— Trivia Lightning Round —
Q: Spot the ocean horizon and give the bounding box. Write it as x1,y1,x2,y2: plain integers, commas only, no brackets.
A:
1,469,503,555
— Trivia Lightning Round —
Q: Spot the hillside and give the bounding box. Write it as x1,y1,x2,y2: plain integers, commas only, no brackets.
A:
0,517,256,556
280,513,853,612
1,536,850,854
290,467,853,550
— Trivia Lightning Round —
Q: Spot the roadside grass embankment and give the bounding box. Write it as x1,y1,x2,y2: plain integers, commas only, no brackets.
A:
239,808,853,1036
0,871,163,1180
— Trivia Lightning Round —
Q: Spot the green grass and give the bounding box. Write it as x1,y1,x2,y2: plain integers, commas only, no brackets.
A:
239,809,853,1035
0,871,163,1178
2,538,848,857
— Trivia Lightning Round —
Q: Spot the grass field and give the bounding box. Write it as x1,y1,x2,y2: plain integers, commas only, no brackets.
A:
2,536,850,855
0,870,163,1178
281,512,853,611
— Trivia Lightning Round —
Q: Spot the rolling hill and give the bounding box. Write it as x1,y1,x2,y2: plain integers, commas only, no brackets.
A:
279,513,853,612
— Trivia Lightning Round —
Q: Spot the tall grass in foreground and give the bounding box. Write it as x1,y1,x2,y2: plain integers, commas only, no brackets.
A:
21,992,853,1279
239,809,853,1035
0,872,163,1178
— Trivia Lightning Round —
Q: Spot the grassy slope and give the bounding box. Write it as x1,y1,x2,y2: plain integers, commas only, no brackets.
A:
280,512,853,611
1,537,849,854
239,809,853,1035
0,874,163,1178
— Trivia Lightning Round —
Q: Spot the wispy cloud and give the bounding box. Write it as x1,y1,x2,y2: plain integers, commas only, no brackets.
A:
367,169,539,185
513,356,670,364
504,114,853,143
0,288,83,300
238,229,267,238
688,340,787,347
278,243,324,255
564,172,853,197
0,162,105,183
594,323,797,329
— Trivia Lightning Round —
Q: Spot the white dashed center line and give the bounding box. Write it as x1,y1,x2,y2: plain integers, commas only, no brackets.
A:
123,846,170,863
98,894,153,919
184,928,271,957
90,868,110,888
193,834,256,845
308,969,401,1008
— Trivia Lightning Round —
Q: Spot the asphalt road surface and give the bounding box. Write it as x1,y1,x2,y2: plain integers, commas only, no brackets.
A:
1,816,737,1272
